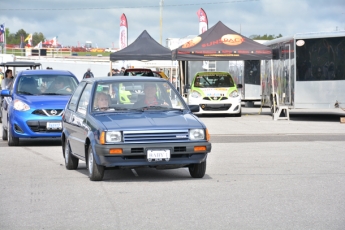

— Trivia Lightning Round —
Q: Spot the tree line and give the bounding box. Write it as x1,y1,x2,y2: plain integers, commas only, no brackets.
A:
249,34,283,40
4,28,45,46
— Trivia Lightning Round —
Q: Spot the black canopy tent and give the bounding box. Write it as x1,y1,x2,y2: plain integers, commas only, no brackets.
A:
172,21,272,61
110,30,172,61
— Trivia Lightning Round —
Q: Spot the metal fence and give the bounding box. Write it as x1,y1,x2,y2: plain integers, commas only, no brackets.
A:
4,48,72,58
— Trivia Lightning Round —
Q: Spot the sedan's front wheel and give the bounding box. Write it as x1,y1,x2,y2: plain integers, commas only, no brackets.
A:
7,121,19,146
2,125,7,140
87,145,105,181
189,161,206,178
64,140,79,170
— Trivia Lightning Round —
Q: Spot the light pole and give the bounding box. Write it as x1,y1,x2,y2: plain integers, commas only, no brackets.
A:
160,0,164,44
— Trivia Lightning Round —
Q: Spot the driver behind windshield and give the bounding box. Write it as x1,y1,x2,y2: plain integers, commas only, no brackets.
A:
133,83,169,108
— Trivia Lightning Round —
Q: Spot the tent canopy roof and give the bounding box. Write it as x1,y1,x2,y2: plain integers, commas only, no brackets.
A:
110,30,172,61
172,21,272,61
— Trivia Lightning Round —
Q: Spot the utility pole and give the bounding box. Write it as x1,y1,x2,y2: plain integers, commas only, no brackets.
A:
160,0,164,44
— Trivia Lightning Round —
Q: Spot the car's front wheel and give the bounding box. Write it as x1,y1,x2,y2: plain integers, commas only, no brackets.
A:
87,145,105,181
7,121,19,146
189,161,206,178
64,140,79,170
2,125,7,140
235,109,242,117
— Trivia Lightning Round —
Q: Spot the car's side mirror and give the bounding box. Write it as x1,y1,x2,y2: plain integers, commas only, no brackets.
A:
237,84,243,89
184,84,191,94
189,105,200,112
0,89,11,97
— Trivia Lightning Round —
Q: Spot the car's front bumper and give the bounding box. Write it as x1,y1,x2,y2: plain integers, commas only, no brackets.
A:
188,96,241,114
10,110,63,138
94,141,211,168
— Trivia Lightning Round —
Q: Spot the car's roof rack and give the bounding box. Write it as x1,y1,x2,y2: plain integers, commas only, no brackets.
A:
0,61,42,68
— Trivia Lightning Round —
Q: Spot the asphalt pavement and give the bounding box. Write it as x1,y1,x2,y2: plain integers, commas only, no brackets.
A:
1,105,345,229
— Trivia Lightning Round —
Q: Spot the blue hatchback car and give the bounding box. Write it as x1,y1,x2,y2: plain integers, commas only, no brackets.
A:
62,76,212,181
1,69,79,146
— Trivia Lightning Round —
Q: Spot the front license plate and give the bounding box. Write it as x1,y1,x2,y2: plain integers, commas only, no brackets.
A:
147,149,170,162
46,122,62,130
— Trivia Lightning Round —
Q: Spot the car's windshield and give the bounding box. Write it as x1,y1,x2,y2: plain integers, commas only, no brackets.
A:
124,69,154,76
16,75,78,95
92,80,187,112
193,74,235,88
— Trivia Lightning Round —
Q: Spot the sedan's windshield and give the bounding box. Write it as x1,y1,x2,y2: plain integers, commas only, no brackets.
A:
193,74,235,88
91,80,187,112
16,75,78,95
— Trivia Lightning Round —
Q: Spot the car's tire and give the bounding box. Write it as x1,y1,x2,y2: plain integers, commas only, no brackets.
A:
189,161,206,178
64,140,79,170
87,145,104,181
2,125,7,140
235,109,242,117
7,121,19,146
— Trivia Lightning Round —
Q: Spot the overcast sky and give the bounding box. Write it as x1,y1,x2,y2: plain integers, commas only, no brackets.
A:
0,0,344,48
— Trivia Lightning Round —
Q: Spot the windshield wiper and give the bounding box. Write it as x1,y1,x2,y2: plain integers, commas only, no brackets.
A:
141,106,172,111
17,91,34,95
41,93,60,95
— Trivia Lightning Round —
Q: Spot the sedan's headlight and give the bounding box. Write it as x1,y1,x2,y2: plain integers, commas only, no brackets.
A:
13,99,30,111
230,90,239,98
106,131,122,143
100,131,122,144
191,91,202,98
189,129,205,140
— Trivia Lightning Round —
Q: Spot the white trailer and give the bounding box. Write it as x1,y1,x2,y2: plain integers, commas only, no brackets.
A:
229,60,261,106
261,31,345,114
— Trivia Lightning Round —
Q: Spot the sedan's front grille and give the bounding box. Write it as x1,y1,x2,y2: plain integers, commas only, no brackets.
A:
203,97,228,101
123,130,189,143
32,109,64,117
27,121,62,133
200,104,231,111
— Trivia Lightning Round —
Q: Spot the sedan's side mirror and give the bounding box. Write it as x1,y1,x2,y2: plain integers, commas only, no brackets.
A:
0,89,11,97
237,84,243,89
184,84,191,94
189,105,200,112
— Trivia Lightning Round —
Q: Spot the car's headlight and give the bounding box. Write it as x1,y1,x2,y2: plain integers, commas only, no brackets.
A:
106,131,122,143
189,129,205,140
191,91,202,98
230,90,239,97
13,99,30,111
100,131,122,144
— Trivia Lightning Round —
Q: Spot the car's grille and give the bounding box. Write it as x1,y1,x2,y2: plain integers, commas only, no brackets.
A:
174,146,187,152
200,104,232,111
129,146,187,154
27,121,62,133
32,109,64,117
123,130,189,143
203,97,228,101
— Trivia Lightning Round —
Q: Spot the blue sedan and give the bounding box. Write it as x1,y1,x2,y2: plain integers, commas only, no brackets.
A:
62,76,212,181
1,69,79,146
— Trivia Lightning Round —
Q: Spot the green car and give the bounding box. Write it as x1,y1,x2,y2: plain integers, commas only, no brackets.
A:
186,71,242,116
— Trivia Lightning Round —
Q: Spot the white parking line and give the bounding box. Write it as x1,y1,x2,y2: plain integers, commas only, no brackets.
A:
131,169,138,177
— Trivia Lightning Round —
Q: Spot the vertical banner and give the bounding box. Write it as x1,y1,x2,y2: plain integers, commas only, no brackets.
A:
197,8,208,34
197,8,209,69
119,14,128,50
0,24,5,43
